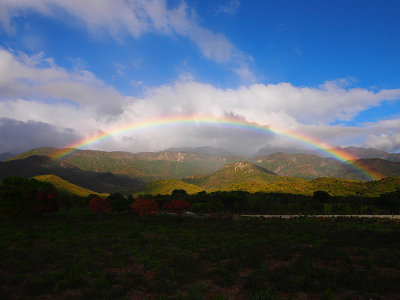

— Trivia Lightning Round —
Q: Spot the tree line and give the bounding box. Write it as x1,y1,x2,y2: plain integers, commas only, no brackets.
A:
1,176,400,216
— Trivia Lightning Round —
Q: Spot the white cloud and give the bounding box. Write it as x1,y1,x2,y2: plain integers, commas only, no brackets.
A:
0,0,253,79
0,48,126,116
364,133,400,152
362,118,400,152
98,78,400,153
1,48,400,153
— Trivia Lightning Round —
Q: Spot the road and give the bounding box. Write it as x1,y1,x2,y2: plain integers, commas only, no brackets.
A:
240,214,400,219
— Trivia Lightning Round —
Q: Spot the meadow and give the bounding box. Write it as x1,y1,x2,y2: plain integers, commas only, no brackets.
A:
1,209,400,299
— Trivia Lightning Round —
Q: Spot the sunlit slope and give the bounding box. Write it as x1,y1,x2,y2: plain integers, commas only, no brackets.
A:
183,162,308,192
138,179,205,195
34,174,108,197
8,148,400,182
6,147,61,161
182,162,400,196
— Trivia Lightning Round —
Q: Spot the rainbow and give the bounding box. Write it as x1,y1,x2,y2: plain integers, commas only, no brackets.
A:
50,115,381,180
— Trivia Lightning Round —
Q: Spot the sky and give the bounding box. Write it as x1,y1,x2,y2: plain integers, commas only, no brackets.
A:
0,0,400,156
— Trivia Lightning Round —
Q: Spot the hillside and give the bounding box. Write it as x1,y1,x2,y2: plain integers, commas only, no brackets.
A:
5,148,400,186
166,146,237,157
34,174,107,197
8,147,233,181
179,161,400,197
334,146,400,162
182,161,313,195
349,158,400,178
0,155,144,193
6,147,66,161
138,179,205,195
251,153,344,179
251,154,400,180
184,161,288,191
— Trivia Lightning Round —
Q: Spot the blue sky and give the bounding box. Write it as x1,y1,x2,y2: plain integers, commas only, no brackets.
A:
0,0,399,154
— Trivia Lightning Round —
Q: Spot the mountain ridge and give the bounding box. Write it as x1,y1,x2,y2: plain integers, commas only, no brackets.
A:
4,147,400,184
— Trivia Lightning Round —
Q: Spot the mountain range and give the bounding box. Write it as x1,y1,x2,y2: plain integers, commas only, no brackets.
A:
1,146,400,195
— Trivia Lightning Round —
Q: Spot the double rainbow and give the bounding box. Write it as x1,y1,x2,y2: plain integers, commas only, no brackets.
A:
51,115,381,180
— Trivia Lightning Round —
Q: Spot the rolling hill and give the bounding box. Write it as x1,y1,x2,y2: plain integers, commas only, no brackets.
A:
34,174,108,197
138,179,205,195
250,153,344,180
184,162,282,191
3,147,400,196
0,155,144,193
142,161,400,197
7,147,233,181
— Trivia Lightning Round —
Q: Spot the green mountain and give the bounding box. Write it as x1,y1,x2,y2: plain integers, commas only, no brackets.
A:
309,176,400,197
348,158,400,179
0,155,144,193
250,153,344,180
138,179,205,195
334,146,400,162
6,147,400,193
6,147,62,160
183,161,309,193
7,147,235,181
34,174,107,197
250,154,400,180
135,159,400,196
181,161,400,197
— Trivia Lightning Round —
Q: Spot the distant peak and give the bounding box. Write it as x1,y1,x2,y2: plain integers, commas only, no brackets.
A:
219,161,276,175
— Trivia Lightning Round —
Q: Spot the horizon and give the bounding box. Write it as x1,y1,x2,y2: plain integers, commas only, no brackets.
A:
7,143,400,158
1,0,400,155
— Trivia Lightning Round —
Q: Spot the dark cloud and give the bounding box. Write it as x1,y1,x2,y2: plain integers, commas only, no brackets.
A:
0,118,81,154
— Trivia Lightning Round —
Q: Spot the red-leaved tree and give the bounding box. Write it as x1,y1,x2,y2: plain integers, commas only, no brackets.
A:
89,196,111,214
31,191,58,215
163,199,191,215
131,198,159,216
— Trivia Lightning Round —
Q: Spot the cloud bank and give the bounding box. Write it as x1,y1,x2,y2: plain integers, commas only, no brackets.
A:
0,118,80,154
1,47,400,154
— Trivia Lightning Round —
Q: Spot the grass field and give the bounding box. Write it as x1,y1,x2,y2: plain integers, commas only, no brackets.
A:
1,210,400,299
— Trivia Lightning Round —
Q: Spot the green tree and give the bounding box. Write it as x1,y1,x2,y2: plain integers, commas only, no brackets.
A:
312,190,331,203
108,192,130,213
171,189,188,200
378,191,400,214
0,176,58,216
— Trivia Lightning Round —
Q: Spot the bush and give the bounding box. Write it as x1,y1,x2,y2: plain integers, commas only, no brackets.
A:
0,176,58,216
163,199,190,215
108,193,130,213
312,191,331,203
131,198,159,216
89,197,111,214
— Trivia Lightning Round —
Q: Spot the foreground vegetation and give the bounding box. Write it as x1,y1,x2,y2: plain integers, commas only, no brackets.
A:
1,176,400,298
1,210,400,299
1,176,400,217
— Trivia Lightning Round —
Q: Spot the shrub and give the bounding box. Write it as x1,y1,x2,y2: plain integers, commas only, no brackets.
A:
163,199,190,215
0,176,58,216
131,198,159,216
171,189,188,200
31,190,58,215
89,197,111,214
312,190,331,203
107,192,130,213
